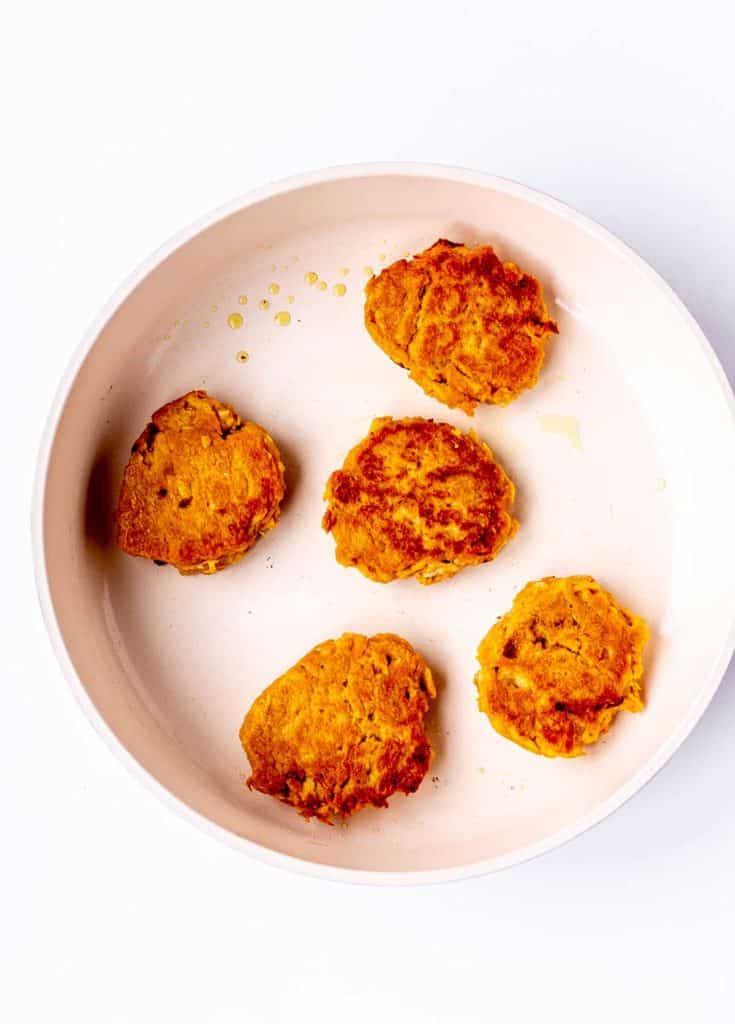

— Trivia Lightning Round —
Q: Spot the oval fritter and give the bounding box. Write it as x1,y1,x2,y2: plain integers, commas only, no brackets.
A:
364,239,558,414
240,633,436,821
116,390,285,575
475,575,648,757
323,417,518,585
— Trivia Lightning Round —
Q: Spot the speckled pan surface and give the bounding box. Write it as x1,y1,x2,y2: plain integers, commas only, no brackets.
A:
33,164,735,883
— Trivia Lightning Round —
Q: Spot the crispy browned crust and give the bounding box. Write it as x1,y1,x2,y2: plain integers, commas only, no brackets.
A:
240,633,436,822
116,391,285,575
475,576,648,757
364,239,558,414
323,417,518,585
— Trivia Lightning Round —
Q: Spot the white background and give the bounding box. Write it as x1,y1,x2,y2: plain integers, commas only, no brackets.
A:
4,2,735,1020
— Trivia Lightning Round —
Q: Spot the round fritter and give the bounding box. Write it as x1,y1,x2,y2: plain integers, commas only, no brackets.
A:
116,390,285,575
240,633,436,822
475,575,648,757
364,239,558,414
323,417,518,585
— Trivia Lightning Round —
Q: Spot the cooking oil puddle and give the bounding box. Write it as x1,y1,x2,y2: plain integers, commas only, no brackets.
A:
539,414,582,452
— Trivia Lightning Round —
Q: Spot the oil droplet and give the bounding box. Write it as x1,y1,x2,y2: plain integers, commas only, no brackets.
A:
363,266,374,277
280,264,288,271
478,766,485,774
270,263,277,272
259,299,270,311
274,311,291,326
227,312,244,329
656,477,667,492
211,304,218,312
333,283,346,296
317,280,327,291
304,271,318,285
287,295,295,304
340,267,350,276
173,319,180,326
236,350,249,363
539,414,582,452
378,252,386,261
163,334,170,341
238,295,248,306
202,320,210,328
268,283,280,295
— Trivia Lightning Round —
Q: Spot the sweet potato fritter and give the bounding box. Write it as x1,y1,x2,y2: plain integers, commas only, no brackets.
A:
240,633,436,821
364,239,558,414
475,575,648,757
116,390,285,575
323,417,518,585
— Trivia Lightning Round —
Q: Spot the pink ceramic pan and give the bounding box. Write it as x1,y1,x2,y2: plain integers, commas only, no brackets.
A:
33,164,735,883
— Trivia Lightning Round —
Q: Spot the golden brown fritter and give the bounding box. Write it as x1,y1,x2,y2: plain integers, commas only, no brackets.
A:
240,633,436,822
323,417,517,585
116,390,285,575
364,239,558,414
475,575,648,757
